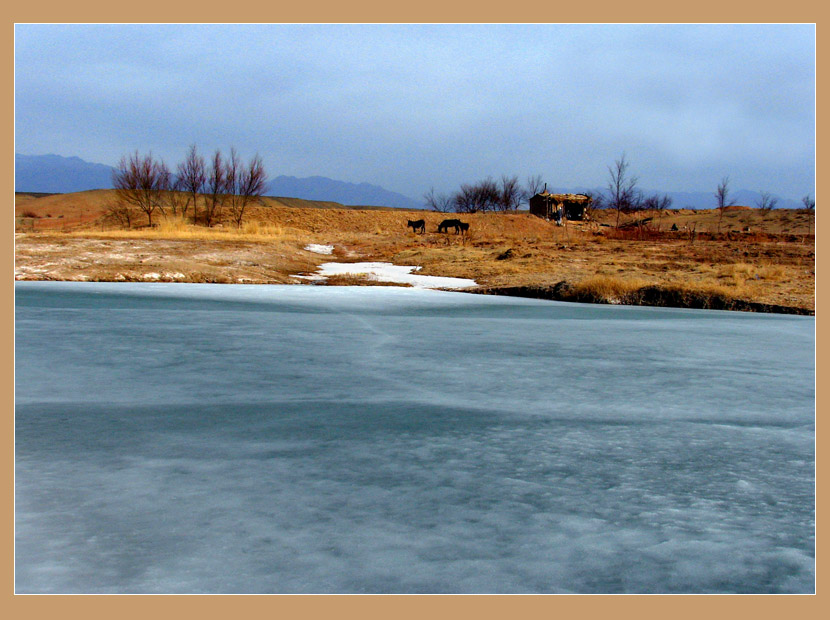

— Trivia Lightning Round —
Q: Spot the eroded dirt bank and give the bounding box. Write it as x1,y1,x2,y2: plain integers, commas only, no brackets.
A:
473,283,814,315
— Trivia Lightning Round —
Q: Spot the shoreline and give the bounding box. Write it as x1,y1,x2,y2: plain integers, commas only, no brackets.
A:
14,276,815,316
14,202,815,316
469,283,815,316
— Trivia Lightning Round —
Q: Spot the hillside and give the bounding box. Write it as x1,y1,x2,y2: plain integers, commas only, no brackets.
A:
15,190,815,236
14,190,815,313
14,190,413,231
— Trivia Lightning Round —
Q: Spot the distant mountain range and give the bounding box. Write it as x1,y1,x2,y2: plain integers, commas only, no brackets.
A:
15,153,421,209
15,153,804,210
15,153,115,194
266,175,420,209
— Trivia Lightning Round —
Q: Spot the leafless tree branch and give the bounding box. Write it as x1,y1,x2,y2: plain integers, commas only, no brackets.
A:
112,151,170,227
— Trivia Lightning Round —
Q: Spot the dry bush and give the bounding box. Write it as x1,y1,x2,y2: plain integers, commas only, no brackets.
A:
720,262,754,276
755,265,787,281
573,275,652,302
562,274,756,309
240,220,287,236
660,281,745,301
717,262,787,283
103,202,136,229
156,216,190,234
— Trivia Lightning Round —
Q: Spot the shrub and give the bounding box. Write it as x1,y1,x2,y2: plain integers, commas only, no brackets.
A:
572,275,651,303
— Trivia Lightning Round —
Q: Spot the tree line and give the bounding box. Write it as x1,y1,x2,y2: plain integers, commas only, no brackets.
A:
423,174,545,213
109,146,267,228
428,153,815,230
424,161,676,221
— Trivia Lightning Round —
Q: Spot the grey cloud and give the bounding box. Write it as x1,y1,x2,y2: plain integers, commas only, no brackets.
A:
15,24,815,200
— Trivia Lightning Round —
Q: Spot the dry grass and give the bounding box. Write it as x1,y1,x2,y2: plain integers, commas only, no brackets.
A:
572,275,652,302
14,189,815,312
571,275,745,305
717,262,787,282
559,276,753,309
67,217,304,244
661,281,746,301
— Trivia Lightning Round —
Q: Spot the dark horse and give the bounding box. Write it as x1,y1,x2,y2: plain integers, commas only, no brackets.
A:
438,218,462,233
458,222,470,234
407,219,426,233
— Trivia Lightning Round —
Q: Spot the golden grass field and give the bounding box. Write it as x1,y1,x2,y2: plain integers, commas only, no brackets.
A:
15,190,815,313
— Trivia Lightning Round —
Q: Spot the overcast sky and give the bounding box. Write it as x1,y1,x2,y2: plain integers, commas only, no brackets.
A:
15,24,815,201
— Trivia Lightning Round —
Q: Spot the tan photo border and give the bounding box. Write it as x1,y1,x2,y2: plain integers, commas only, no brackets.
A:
2,5,822,617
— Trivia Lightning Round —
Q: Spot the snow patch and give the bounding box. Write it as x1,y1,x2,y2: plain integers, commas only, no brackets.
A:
297,262,478,289
305,244,335,255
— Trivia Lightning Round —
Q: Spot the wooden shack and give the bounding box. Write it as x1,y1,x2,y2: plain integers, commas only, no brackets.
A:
528,192,592,221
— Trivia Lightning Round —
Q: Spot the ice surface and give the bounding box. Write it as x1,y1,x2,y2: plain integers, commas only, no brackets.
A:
14,282,815,593
295,262,478,288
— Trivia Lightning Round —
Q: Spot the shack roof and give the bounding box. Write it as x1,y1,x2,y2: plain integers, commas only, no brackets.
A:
531,192,591,201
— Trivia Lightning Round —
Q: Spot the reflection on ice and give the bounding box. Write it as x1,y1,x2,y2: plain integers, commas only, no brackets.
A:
14,282,815,593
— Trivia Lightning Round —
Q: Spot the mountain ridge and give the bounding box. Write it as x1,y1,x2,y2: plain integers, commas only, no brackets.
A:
15,153,805,210
266,175,420,209
15,153,422,209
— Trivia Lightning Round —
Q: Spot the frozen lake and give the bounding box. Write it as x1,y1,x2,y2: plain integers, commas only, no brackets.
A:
15,282,815,593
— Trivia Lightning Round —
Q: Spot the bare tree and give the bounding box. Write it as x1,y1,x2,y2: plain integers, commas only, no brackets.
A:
176,144,206,223
453,178,500,213
226,150,267,228
756,191,778,212
112,151,170,227
642,193,673,211
524,174,545,200
104,201,135,229
166,176,190,218
203,150,226,227
498,175,523,211
476,177,500,212
607,153,639,228
223,148,243,227
423,187,452,212
715,176,736,233
453,184,479,213
587,191,606,210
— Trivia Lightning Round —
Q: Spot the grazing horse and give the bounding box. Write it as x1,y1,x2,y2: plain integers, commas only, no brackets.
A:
438,218,462,233
407,219,426,233
458,222,469,234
